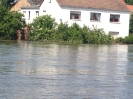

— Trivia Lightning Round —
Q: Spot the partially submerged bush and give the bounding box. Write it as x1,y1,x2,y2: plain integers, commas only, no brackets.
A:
29,15,57,41
67,23,84,43
54,21,69,41
115,37,124,43
87,27,114,44
29,15,114,44
124,35,133,44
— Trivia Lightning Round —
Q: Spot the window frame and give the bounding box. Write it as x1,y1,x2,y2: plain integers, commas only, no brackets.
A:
70,11,81,21
110,14,120,23
109,31,119,39
90,12,101,21
36,11,39,18
23,11,26,18
28,11,30,20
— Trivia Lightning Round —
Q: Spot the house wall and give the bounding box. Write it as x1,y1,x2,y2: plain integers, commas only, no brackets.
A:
21,8,40,23
60,7,130,38
39,0,62,23
21,0,130,38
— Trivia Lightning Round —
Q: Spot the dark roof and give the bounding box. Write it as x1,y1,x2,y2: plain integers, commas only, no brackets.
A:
28,0,42,6
57,0,129,12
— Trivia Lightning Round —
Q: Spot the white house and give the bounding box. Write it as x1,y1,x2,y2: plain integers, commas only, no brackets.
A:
11,0,130,38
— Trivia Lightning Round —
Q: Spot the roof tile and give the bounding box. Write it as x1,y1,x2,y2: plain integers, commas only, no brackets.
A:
57,0,129,11
28,0,42,6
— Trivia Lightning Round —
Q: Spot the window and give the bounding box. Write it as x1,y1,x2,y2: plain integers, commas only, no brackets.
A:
110,14,120,22
90,12,101,21
70,11,81,20
36,11,39,18
28,11,30,20
23,11,26,14
23,11,26,17
109,31,119,39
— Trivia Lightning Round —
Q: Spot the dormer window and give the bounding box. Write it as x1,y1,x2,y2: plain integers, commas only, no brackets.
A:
49,0,51,3
36,11,39,18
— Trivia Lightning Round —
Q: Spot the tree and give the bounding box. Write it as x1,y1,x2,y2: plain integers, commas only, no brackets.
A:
125,0,133,4
0,5,25,40
29,15,56,41
0,0,16,8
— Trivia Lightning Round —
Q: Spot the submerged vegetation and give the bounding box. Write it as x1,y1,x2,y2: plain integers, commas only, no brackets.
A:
29,15,114,44
114,35,133,44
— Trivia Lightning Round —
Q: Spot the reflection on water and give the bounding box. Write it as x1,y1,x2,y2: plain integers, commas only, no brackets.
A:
0,41,133,99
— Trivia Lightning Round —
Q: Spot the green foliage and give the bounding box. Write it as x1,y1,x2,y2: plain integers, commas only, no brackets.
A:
0,0,15,8
29,16,114,44
86,26,114,44
0,5,25,40
125,0,133,4
129,13,133,35
54,21,69,41
67,23,84,43
115,37,124,43
29,15,57,41
124,35,133,44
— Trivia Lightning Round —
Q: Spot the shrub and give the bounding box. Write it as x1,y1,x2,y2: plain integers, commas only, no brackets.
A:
29,15,56,41
87,26,114,44
115,37,124,43
67,23,84,43
124,35,133,44
29,16,114,44
80,25,90,43
54,21,69,41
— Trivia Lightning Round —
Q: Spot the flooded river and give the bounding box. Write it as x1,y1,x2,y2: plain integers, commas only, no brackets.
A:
0,40,133,99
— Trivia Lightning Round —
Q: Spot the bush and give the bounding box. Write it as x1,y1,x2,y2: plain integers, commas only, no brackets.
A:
29,15,57,41
124,35,133,44
54,21,69,41
87,26,114,44
67,23,84,43
115,37,124,43
29,16,114,44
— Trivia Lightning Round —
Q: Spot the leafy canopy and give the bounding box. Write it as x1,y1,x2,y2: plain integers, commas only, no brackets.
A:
0,5,25,40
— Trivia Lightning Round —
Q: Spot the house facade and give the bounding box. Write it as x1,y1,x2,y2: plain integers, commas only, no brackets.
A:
11,0,130,38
